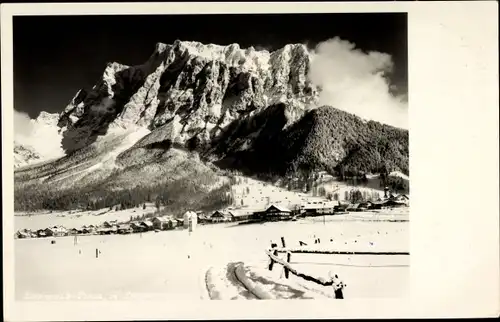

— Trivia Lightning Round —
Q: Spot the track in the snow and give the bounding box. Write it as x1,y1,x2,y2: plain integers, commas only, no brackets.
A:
230,262,261,300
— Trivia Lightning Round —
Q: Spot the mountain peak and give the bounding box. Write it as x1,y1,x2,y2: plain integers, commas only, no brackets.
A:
58,39,319,154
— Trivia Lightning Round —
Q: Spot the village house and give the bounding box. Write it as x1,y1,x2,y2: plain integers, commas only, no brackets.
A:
152,217,175,230
358,201,372,211
228,209,256,222
390,194,410,206
36,229,50,238
16,229,33,239
369,200,385,210
102,221,118,229
254,205,293,221
196,213,210,224
97,227,112,235
210,211,231,223
68,228,81,235
130,222,144,233
384,199,406,208
140,220,154,231
300,201,339,216
117,224,132,234
48,226,68,237
82,225,96,234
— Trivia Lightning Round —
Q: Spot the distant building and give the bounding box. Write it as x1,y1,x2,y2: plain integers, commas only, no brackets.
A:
130,222,144,233
117,224,133,234
301,201,339,216
140,220,154,231
48,226,68,237
210,211,231,223
255,205,292,221
152,217,175,230
390,194,410,206
102,221,118,229
346,203,361,212
228,209,256,222
16,229,32,239
68,228,81,235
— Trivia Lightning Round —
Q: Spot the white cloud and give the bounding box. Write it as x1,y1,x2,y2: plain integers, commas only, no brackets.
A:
14,109,65,160
308,37,408,129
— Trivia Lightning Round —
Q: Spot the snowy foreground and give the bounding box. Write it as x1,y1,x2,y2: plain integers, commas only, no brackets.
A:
15,211,409,300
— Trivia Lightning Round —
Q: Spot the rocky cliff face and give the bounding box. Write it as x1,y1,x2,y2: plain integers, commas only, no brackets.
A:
58,40,319,154
14,143,41,168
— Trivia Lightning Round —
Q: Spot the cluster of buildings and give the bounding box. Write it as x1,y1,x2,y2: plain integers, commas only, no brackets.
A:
14,216,179,239
200,193,410,223
15,193,410,239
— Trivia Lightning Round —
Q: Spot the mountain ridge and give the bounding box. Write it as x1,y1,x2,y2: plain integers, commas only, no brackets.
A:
14,39,408,212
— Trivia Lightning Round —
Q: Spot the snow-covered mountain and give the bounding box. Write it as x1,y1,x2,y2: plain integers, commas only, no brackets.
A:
14,40,408,212
58,40,319,154
14,111,64,168
14,143,41,168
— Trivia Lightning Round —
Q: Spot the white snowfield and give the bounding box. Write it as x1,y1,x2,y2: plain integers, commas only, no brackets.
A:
15,211,409,300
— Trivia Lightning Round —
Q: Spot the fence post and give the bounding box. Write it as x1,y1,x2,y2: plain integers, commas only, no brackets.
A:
268,243,277,271
284,252,292,279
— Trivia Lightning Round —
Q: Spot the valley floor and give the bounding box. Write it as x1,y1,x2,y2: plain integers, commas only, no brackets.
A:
15,210,409,300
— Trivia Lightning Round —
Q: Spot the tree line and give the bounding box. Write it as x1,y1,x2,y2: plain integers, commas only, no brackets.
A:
15,177,234,218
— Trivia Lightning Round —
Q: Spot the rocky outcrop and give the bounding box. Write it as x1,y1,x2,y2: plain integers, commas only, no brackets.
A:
58,40,319,154
14,143,41,168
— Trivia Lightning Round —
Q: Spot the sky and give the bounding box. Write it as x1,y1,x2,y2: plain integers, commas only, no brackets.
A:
13,13,407,126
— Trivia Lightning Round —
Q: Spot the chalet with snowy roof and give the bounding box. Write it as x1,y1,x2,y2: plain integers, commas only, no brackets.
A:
47,226,68,237
82,225,96,234
16,229,33,239
195,211,209,223
102,221,118,228
152,217,175,230
301,201,339,216
210,211,231,223
384,199,406,208
117,224,133,234
140,220,154,231
228,209,256,222
130,222,144,233
389,194,410,206
68,228,81,235
254,205,292,221
357,201,372,211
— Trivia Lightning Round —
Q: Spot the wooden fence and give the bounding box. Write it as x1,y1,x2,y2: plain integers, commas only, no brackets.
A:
265,236,409,297
266,237,340,289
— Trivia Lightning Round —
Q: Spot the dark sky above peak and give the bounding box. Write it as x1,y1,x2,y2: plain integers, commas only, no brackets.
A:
13,13,407,118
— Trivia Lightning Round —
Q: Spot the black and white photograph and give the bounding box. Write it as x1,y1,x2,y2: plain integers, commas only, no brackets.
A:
11,11,410,301
2,1,499,320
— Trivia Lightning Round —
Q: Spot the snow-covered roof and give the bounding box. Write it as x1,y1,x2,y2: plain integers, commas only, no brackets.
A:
302,201,339,209
228,209,255,217
153,216,170,222
267,204,291,213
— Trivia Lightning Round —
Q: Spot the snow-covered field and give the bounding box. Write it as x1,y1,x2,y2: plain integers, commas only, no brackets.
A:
15,211,409,300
